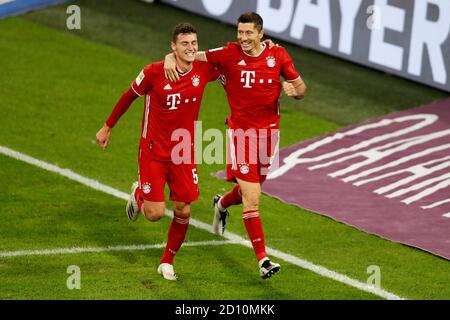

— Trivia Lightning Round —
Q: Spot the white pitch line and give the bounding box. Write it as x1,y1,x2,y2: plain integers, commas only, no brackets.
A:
0,145,405,300
0,240,239,258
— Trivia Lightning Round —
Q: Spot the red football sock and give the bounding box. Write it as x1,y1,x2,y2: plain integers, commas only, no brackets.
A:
219,184,242,209
242,210,267,262
160,216,190,265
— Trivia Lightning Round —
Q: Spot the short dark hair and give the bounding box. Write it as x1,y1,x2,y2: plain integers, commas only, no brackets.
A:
172,23,197,43
237,12,263,32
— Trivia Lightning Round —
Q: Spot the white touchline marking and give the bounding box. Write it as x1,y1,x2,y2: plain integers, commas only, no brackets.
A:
0,240,239,258
0,145,405,300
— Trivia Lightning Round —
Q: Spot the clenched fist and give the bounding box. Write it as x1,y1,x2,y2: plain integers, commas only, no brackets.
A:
96,124,112,149
282,81,297,97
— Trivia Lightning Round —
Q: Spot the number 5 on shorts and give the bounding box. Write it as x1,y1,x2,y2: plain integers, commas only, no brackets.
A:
192,168,199,184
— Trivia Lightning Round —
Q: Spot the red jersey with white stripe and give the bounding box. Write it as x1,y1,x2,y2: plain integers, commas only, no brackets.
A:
131,60,219,161
205,42,300,130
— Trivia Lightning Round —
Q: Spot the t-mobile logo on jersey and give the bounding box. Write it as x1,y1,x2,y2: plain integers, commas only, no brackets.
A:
167,93,197,110
240,70,256,88
167,93,181,110
240,71,273,88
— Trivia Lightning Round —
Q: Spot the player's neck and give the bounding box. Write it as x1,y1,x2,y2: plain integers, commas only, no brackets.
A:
246,42,264,57
175,57,193,75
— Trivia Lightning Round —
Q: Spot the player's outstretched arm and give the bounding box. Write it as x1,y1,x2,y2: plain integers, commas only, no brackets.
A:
283,77,307,100
164,52,207,82
96,124,111,149
95,87,139,149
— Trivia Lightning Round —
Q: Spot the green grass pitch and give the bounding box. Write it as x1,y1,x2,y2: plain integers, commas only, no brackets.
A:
0,0,448,299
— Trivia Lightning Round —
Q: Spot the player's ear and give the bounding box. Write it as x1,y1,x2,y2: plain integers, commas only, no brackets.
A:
259,29,264,40
170,41,176,51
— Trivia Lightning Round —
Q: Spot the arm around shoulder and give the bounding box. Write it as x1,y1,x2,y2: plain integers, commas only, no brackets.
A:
196,51,207,62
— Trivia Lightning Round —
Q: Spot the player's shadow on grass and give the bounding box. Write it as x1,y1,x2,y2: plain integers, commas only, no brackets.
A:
64,198,172,267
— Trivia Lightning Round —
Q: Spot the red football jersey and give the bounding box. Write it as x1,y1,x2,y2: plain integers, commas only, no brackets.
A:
131,60,219,161
205,42,300,130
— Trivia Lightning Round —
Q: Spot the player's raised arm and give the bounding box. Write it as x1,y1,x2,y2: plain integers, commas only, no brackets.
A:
283,77,307,100
164,51,206,82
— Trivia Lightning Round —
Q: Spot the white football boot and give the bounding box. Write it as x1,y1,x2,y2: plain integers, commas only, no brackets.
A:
126,181,140,221
157,263,177,281
259,259,281,279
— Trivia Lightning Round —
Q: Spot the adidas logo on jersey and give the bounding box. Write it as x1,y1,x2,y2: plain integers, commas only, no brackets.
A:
163,84,172,90
238,60,247,66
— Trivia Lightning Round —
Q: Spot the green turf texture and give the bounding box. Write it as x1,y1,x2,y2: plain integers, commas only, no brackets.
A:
1,155,377,300
0,0,449,300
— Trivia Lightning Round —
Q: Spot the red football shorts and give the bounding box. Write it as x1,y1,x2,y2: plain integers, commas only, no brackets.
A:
226,128,280,184
138,146,199,202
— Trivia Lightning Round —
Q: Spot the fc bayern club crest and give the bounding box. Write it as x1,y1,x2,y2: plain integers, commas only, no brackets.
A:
142,182,151,194
191,75,200,87
239,164,249,175
266,56,276,68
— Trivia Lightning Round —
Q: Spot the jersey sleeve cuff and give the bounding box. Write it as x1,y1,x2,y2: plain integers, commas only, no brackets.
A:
285,75,301,82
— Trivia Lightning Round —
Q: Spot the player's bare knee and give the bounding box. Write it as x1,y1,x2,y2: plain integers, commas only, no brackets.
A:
242,191,260,209
143,205,165,221
174,209,190,219
173,202,190,219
